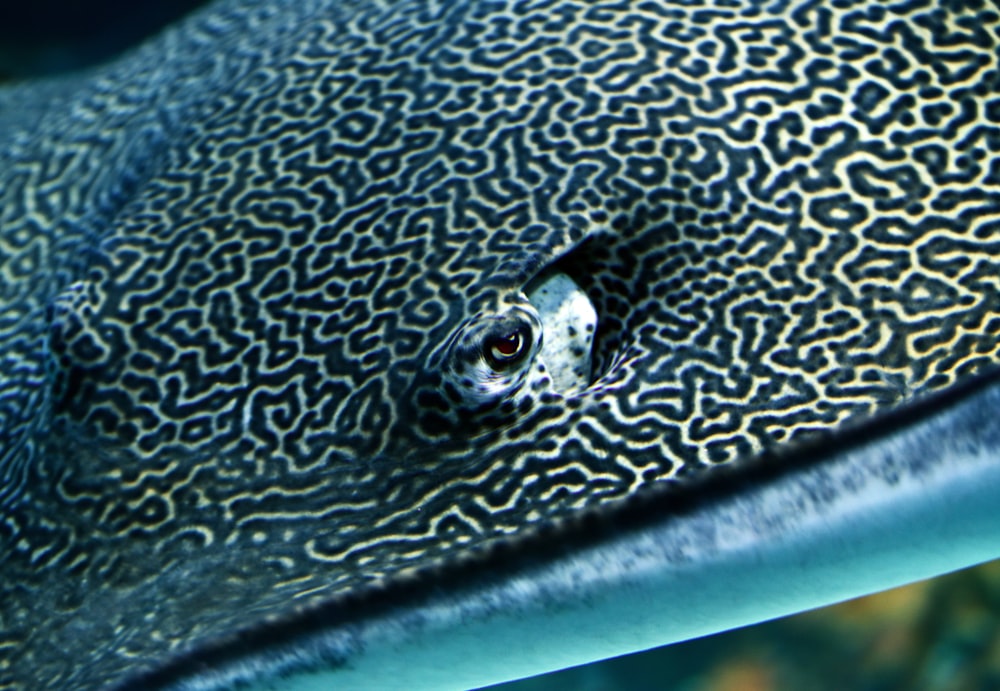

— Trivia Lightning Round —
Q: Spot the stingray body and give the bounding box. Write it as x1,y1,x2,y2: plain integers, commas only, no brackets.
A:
2,0,1000,689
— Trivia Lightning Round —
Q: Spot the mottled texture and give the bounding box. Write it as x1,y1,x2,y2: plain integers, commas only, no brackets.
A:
1,0,999,688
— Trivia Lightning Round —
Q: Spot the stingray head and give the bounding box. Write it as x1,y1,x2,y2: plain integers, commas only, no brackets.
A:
9,0,1000,688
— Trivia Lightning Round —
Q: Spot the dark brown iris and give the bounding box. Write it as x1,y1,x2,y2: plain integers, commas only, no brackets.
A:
486,329,527,367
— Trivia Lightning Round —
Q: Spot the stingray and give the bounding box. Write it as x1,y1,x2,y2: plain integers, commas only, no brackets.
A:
2,0,1000,688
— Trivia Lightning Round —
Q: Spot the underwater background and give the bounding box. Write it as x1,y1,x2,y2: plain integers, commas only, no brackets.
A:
2,2,998,689
0,1,208,78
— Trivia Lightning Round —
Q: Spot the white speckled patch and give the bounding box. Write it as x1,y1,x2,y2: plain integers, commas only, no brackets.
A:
527,272,596,394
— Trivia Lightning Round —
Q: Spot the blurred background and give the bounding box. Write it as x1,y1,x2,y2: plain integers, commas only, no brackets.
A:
3,2,999,689
0,1,209,80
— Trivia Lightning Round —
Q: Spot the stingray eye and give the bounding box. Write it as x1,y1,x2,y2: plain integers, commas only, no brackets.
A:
485,327,529,368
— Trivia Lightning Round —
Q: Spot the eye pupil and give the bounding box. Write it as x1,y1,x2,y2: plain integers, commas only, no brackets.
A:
487,329,527,365
494,333,521,357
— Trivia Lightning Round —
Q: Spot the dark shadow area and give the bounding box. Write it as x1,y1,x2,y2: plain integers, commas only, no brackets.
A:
0,0,213,80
